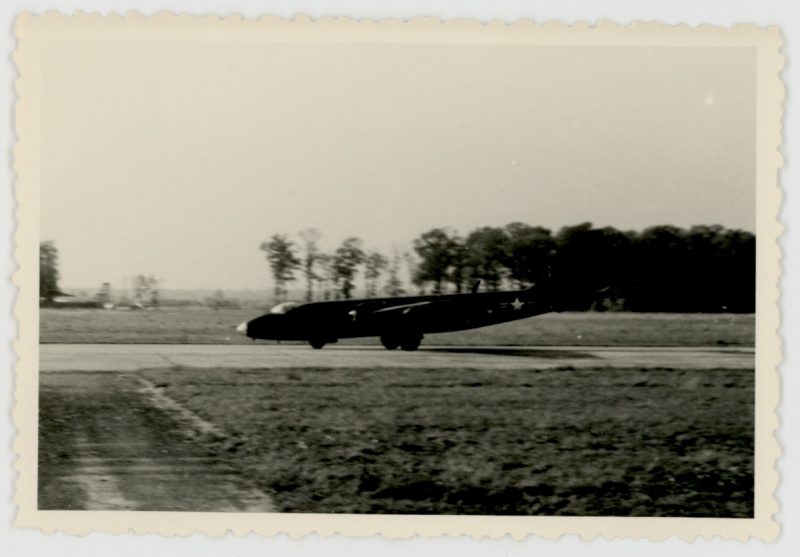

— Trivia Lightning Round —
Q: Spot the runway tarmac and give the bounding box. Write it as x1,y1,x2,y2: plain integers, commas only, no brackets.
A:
39,343,755,372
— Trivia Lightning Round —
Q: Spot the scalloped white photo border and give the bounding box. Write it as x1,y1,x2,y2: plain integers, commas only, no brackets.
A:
11,12,784,541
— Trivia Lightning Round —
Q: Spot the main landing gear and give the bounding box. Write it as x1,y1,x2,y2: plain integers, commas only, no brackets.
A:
309,338,326,349
308,335,422,351
380,333,423,351
309,336,337,349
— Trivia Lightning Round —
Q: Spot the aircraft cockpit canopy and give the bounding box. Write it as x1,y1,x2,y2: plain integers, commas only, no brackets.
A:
269,301,302,314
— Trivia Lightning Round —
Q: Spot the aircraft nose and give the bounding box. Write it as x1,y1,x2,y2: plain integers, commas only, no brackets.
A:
236,320,248,334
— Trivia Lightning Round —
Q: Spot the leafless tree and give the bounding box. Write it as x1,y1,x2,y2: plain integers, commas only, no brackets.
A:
260,234,301,302
298,228,323,302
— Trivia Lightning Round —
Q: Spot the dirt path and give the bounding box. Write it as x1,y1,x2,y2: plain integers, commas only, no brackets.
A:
38,372,275,511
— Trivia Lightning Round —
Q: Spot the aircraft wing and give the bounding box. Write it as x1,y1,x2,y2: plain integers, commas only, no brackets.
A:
353,299,456,324
371,301,439,315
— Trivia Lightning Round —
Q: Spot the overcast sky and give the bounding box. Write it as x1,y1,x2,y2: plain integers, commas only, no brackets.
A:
40,41,755,290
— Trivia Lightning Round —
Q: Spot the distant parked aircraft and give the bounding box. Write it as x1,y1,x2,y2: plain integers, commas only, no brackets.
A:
236,281,561,350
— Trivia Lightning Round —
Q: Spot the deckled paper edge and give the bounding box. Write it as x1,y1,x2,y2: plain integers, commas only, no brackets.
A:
11,12,784,542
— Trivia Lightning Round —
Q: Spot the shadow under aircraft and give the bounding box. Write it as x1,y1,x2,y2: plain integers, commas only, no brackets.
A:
237,281,564,351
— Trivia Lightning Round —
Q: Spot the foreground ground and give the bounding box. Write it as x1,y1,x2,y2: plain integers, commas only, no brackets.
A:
39,308,755,346
38,372,275,512
39,344,754,516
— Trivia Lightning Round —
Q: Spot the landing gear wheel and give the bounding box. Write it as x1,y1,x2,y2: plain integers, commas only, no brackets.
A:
400,335,422,351
309,338,326,349
380,335,400,350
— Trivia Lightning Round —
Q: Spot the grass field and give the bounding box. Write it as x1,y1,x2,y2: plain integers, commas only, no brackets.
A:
39,307,755,346
130,364,753,516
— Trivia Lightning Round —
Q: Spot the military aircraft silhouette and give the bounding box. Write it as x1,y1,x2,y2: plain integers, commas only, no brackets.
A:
236,281,562,350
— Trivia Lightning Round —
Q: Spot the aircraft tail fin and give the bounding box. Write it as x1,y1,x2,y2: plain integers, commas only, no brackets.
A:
471,280,481,294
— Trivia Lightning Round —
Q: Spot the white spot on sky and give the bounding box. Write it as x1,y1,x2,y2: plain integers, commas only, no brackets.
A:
511,159,518,166
704,93,716,107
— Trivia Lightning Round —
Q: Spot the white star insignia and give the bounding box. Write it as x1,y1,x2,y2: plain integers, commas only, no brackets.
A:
511,297,524,311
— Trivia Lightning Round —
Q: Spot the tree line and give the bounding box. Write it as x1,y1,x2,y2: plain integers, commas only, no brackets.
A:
37,221,755,313
261,223,755,313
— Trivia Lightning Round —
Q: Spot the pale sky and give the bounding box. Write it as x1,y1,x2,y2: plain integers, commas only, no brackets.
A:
40,41,755,290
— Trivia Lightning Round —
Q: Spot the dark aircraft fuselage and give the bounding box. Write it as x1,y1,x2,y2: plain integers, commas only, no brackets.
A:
237,284,560,350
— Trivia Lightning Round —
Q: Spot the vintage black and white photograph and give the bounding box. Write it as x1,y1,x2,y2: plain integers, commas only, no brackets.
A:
13,14,782,540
